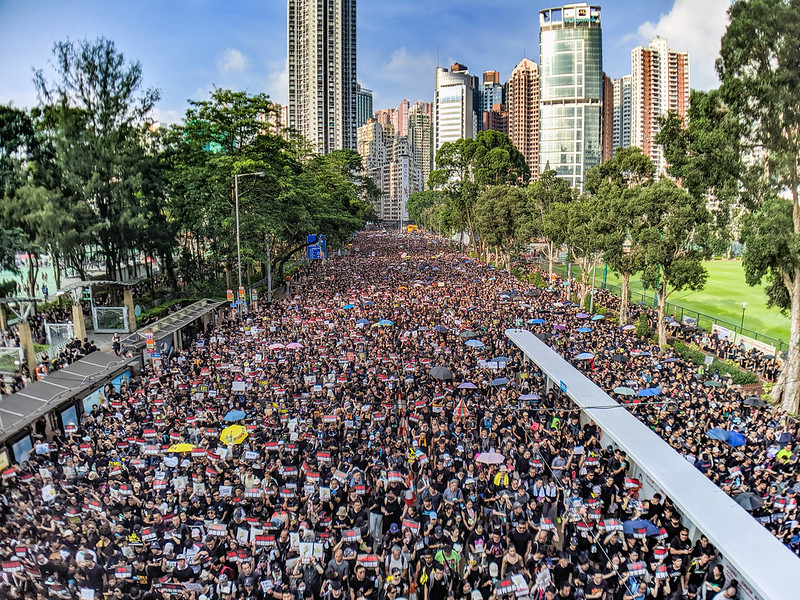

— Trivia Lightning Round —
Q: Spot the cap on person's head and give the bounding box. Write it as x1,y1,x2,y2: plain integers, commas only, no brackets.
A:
244,577,254,586
150,541,161,550
434,525,444,535
389,523,400,533
177,554,186,560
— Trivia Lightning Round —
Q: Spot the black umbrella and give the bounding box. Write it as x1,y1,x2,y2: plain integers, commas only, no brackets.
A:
733,492,764,512
743,396,766,408
430,366,453,380
537,332,553,340
611,354,627,363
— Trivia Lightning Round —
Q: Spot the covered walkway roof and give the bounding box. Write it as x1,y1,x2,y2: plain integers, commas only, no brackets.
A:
506,328,800,600
120,298,224,350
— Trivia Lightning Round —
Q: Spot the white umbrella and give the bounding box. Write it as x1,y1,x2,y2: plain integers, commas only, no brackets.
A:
476,451,505,465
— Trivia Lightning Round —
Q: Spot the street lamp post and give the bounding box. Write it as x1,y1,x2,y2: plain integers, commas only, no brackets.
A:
233,172,265,317
741,301,748,331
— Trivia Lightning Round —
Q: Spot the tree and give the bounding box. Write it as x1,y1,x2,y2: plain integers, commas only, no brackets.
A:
716,0,800,411
657,89,744,256
526,169,574,280
587,147,655,325
406,190,443,226
562,194,604,307
636,180,714,346
473,186,528,272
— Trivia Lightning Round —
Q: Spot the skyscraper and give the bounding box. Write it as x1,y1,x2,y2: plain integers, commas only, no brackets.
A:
356,83,373,127
287,0,357,154
408,101,433,189
508,58,540,179
538,3,603,190
601,72,614,163
630,37,690,175
612,75,632,153
434,63,478,159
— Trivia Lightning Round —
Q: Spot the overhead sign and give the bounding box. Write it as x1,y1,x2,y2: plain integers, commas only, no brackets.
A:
238,286,245,300
307,235,326,260
226,289,234,302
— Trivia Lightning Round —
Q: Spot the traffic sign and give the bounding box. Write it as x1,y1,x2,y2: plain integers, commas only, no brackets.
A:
226,289,233,302
307,234,326,260
238,286,245,300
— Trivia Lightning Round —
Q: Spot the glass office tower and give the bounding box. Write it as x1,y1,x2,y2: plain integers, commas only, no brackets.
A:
538,4,602,190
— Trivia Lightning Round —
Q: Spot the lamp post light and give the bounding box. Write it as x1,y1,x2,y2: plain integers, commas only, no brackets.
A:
233,172,265,316
741,301,748,331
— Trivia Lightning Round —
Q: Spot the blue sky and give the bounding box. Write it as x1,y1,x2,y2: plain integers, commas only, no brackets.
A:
0,0,731,123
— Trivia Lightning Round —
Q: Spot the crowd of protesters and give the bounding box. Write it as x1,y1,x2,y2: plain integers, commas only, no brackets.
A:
0,230,793,600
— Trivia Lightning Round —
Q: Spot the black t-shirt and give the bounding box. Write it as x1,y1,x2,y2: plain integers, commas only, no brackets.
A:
508,528,532,555
584,578,607,599
81,564,105,590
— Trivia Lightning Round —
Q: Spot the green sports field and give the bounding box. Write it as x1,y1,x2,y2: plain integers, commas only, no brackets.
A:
555,260,791,346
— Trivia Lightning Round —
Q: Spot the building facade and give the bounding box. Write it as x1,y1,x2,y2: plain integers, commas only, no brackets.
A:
601,72,614,163
538,3,603,189
630,37,689,175
356,83,373,127
434,64,478,159
408,101,433,189
287,0,357,154
508,58,540,179
612,74,632,153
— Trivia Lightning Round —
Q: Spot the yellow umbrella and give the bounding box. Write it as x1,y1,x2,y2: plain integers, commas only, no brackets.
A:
220,425,248,445
167,443,195,453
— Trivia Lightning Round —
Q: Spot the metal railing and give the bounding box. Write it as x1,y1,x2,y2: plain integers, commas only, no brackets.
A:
536,260,789,353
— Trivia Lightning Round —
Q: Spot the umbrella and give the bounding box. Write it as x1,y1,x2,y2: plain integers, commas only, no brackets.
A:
491,356,510,364
528,318,546,325
622,519,660,537
621,324,635,331
725,431,746,448
637,387,661,397
537,332,553,340
465,339,485,347
378,319,394,326
476,451,505,465
453,398,470,419
743,396,765,408
611,354,627,362
667,321,682,327
220,425,248,445
433,325,449,333
575,352,594,360
343,304,354,309
430,366,453,380
706,428,729,441
613,386,636,396
779,432,794,444
489,377,509,387
576,313,590,319
460,330,477,339
576,327,592,333
286,342,304,350
269,343,286,350
553,324,566,330
224,410,246,422
356,318,370,326
733,492,764,512
704,380,723,388
519,393,541,400
167,443,195,453
457,382,478,389
591,314,604,321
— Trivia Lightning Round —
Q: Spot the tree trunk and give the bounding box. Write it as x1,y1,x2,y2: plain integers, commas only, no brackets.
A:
619,272,630,326
547,242,555,282
657,281,668,347
53,251,62,290
506,250,512,274
773,271,800,413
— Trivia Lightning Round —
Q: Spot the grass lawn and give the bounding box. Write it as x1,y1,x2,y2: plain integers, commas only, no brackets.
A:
554,259,791,346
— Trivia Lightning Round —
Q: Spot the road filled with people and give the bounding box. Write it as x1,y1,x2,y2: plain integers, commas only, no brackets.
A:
0,230,795,600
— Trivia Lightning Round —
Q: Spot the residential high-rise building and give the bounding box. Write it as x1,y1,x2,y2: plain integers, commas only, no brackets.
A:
483,104,509,135
538,3,603,190
357,119,422,222
601,72,614,163
356,83,373,127
408,101,433,189
630,37,689,175
287,0,357,154
508,58,540,179
612,75,632,153
434,63,478,159
393,99,410,137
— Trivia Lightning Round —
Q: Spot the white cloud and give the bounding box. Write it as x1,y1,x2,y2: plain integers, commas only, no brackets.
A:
216,48,249,75
636,0,731,90
367,47,436,108
151,107,182,125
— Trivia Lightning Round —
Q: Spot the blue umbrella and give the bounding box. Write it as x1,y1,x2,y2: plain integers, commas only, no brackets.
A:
528,318,546,325
577,327,592,333
343,304,354,309
224,410,246,422
489,377,509,387
637,387,662,397
434,325,448,333
726,431,746,448
363,301,374,306
706,428,729,441
378,319,394,326
519,393,541,400
622,519,660,537
465,339,485,347
591,314,604,321
575,352,594,360
356,318,370,325
491,356,510,364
